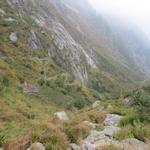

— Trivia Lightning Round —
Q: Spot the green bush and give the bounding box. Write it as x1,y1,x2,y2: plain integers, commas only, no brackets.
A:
109,105,135,116
0,129,5,146
31,127,68,150
113,126,134,141
95,124,104,131
119,115,139,127
131,84,150,123
88,111,106,124
73,100,86,109
64,122,90,144
0,76,10,91
114,124,150,141
132,124,150,142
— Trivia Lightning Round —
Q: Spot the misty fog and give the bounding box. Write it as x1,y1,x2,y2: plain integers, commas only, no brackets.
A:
88,0,150,40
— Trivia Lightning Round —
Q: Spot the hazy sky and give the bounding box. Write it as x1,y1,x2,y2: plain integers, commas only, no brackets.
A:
88,0,150,39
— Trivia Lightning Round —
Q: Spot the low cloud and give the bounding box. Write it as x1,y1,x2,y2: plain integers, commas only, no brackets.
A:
88,0,150,39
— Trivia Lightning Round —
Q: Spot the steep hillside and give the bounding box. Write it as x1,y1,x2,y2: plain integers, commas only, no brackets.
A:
0,0,150,149
1,0,149,96
0,0,149,118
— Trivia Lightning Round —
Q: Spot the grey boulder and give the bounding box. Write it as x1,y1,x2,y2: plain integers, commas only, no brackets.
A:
9,32,18,43
104,114,122,126
54,111,69,121
27,142,45,150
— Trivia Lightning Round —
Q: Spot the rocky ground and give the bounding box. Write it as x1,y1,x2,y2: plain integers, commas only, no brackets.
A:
22,110,149,150
0,101,149,150
68,113,149,150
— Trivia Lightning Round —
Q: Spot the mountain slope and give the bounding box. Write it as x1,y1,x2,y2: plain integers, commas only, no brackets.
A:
0,0,150,149
2,0,150,96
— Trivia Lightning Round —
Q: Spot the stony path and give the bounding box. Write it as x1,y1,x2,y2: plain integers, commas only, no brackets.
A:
81,114,122,150
69,114,149,150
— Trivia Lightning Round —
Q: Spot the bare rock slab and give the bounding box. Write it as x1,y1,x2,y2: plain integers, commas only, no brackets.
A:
9,32,18,43
54,111,69,121
27,142,45,150
104,114,122,126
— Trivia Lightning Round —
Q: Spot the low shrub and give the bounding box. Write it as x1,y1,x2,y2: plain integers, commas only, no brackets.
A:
3,136,29,150
64,122,90,144
109,105,134,116
113,125,134,141
131,84,150,123
114,124,150,141
133,125,150,142
0,129,5,147
119,115,139,127
31,127,68,150
88,111,106,124
95,124,104,131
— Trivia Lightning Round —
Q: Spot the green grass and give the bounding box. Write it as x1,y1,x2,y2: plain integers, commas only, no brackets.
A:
113,125,134,141
109,103,136,116
119,115,139,127
0,0,149,149
114,124,150,142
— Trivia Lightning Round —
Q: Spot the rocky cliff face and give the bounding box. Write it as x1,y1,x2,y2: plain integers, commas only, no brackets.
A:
7,0,100,84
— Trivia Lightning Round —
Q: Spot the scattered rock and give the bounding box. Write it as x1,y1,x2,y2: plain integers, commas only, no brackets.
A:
0,8,5,16
67,113,148,150
28,30,42,49
34,16,46,27
83,142,95,150
92,101,101,108
107,104,112,110
79,114,122,149
120,138,149,150
84,130,109,144
122,97,131,105
9,32,18,43
83,121,97,129
83,130,119,149
103,126,120,137
67,111,148,150
104,114,122,126
27,142,45,150
4,17,15,22
99,106,105,111
69,143,81,150
84,125,120,144
23,82,39,94
7,0,25,6
54,111,69,121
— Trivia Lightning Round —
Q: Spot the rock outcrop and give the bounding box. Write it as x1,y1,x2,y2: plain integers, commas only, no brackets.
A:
104,114,122,126
83,121,97,129
27,142,45,150
28,30,42,50
9,32,18,43
120,138,149,150
70,113,149,150
54,111,69,121
23,83,39,94
0,8,5,16
92,101,101,108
